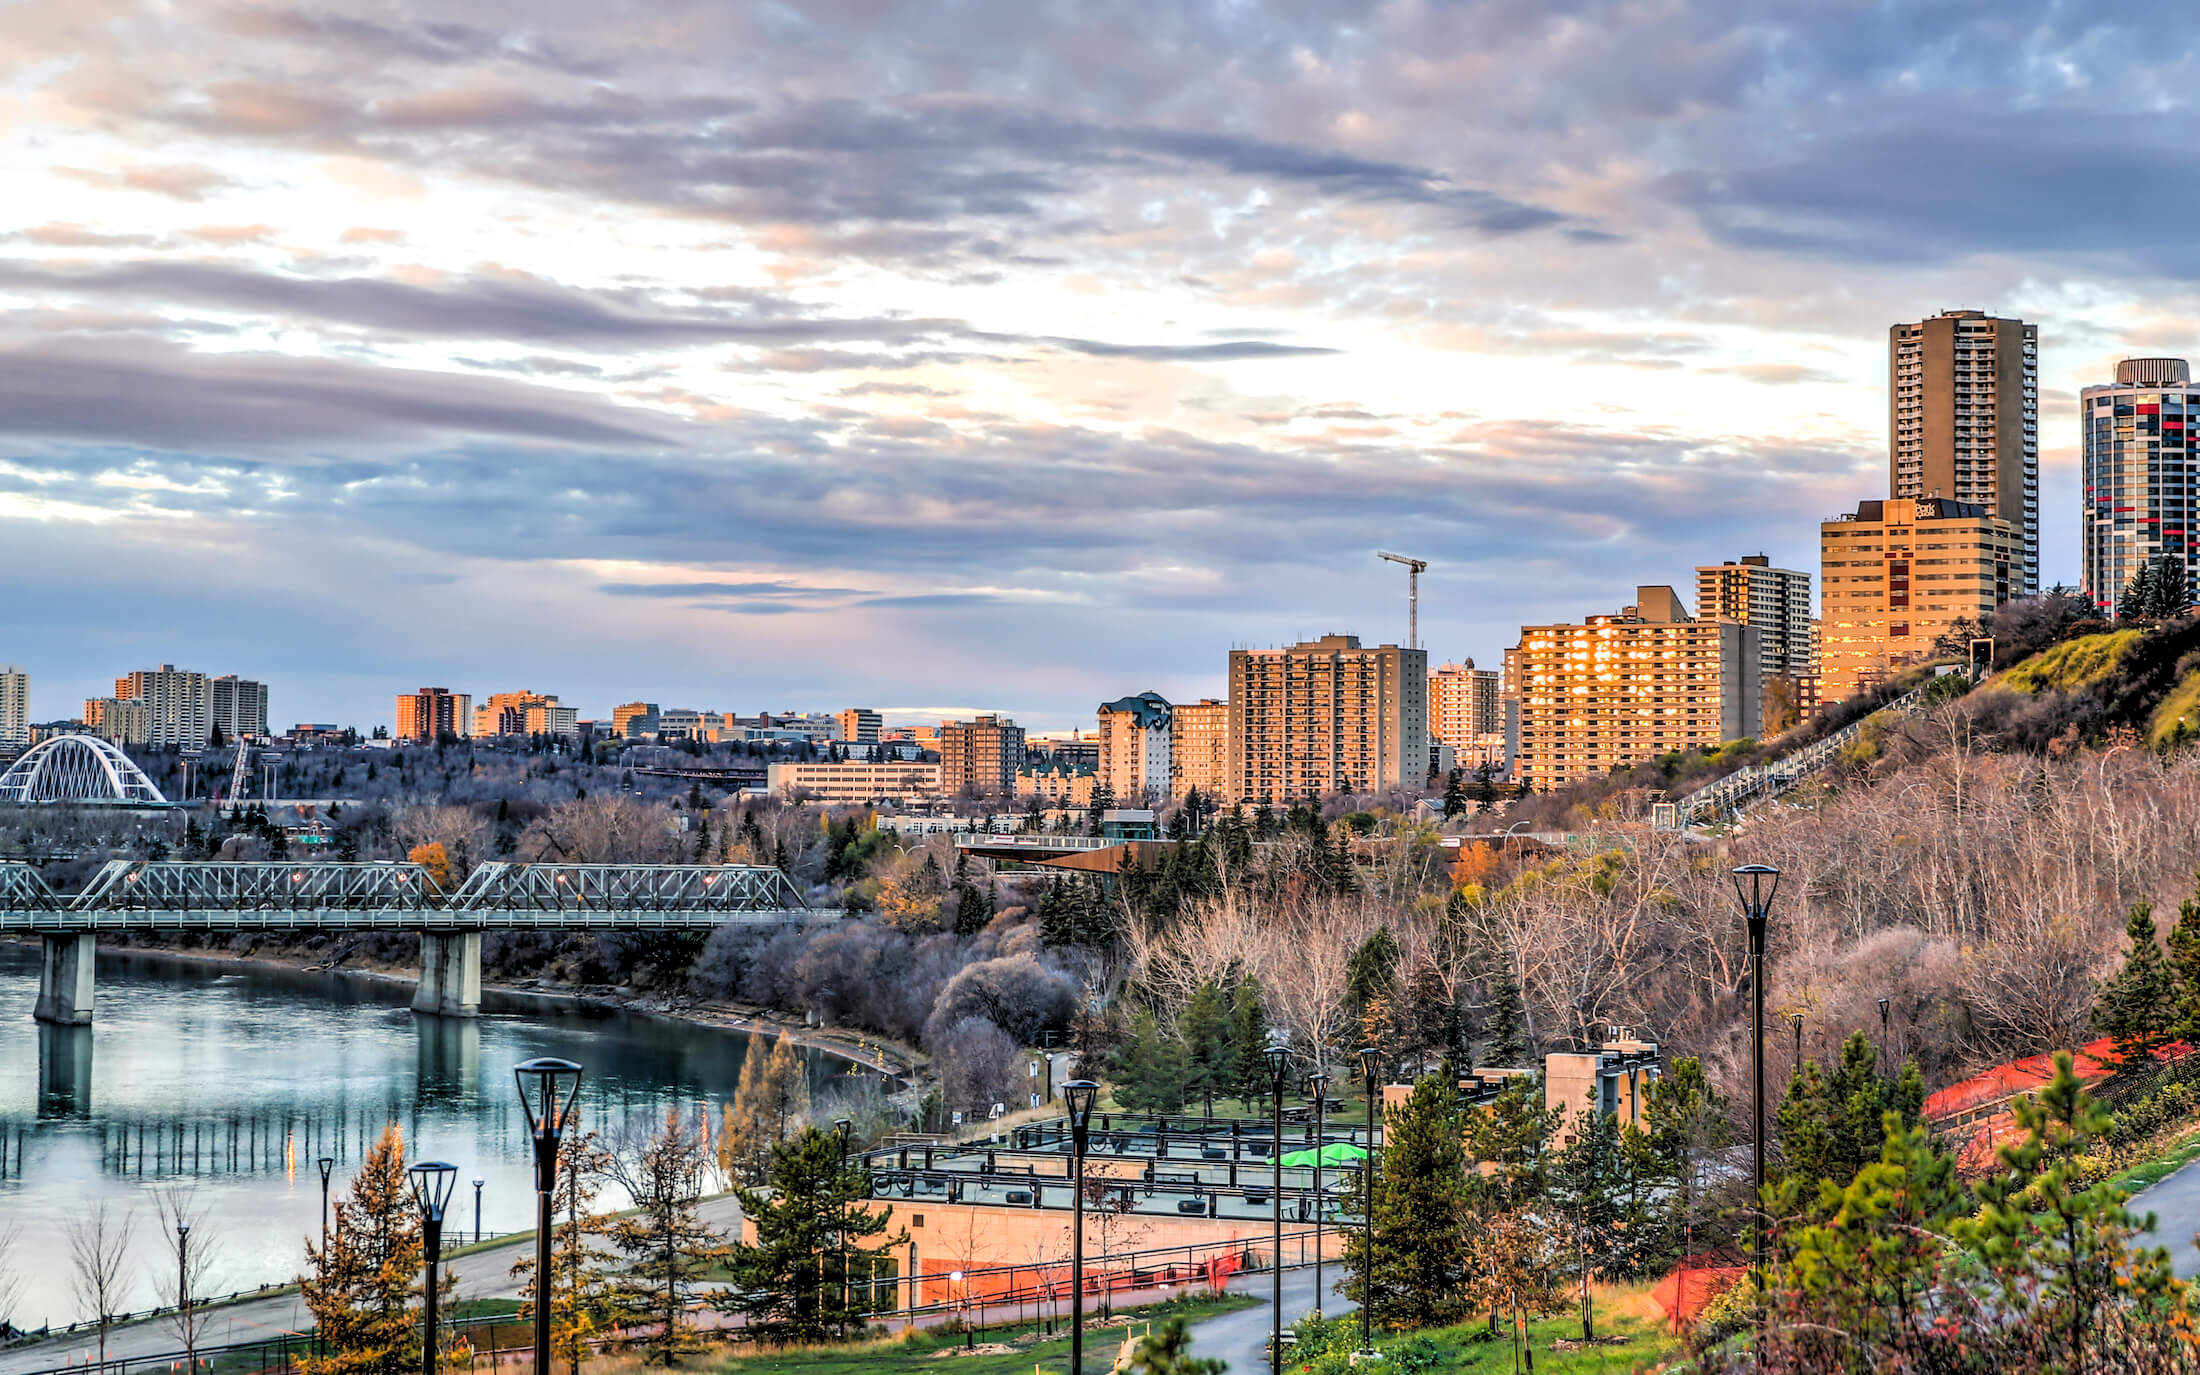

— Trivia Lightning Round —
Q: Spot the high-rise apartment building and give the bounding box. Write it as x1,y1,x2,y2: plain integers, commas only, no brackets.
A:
210,675,269,740
83,696,150,745
2082,357,2200,616
1169,699,1229,799
1228,635,1429,803
611,702,661,739
0,666,26,750
474,691,578,739
114,664,212,748
1819,497,2020,702
1429,660,1500,746
1890,310,2039,595
1505,587,1761,791
396,688,473,742
1696,555,1816,724
1096,692,1173,805
836,708,883,747
939,714,1026,796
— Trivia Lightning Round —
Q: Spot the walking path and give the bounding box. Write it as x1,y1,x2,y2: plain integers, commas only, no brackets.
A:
1192,1269,1353,1374
2140,1155,2200,1279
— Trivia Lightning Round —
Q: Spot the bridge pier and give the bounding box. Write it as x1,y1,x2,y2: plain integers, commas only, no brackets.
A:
33,932,95,1025
412,931,481,1018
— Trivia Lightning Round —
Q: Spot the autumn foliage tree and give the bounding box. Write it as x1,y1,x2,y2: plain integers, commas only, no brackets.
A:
300,1125,431,1375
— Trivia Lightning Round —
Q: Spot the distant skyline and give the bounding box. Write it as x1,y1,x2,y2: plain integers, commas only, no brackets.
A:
4,2,2183,729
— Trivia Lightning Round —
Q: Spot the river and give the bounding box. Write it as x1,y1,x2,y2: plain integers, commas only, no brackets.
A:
0,941,864,1331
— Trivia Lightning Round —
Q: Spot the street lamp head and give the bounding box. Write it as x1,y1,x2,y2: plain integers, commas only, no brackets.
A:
1304,1071,1330,1100
407,1161,460,1223
1790,1012,1803,1031
513,1057,584,1140
177,1222,190,1238
317,1155,335,1186
472,1177,484,1189
1062,1079,1098,1153
1356,1044,1382,1084
1264,1039,1290,1088
833,1118,853,1152
1731,863,1780,919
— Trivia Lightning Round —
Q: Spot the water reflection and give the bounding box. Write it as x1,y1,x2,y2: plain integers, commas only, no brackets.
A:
0,941,869,1327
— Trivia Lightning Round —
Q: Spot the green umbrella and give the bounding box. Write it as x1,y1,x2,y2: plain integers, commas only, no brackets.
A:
1278,1143,1369,1168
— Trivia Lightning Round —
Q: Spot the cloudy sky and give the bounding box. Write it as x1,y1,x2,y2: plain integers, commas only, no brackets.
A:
4,1,2192,731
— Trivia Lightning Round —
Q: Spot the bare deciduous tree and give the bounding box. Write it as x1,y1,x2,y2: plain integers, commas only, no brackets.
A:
66,1200,135,1366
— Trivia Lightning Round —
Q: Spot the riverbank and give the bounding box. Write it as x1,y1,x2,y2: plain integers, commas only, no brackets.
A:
4,934,922,1084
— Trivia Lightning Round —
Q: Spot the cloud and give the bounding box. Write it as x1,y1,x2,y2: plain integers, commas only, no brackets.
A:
1042,337,1337,362
599,580,862,599
1702,363,1843,385
57,163,234,201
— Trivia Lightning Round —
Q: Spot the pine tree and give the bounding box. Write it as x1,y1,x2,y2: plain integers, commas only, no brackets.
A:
598,1110,731,1365
1228,978,1271,1108
953,879,992,935
1345,928,1400,1029
1118,1319,1224,1374
1482,948,1529,1066
1547,1107,1640,1338
1342,1075,1473,1329
299,1125,426,1375
722,1126,907,1344
1176,981,1235,1111
1441,768,1468,819
2095,901,2181,1064
1111,1010,1188,1112
1641,1056,1726,1264
2166,878,2200,1040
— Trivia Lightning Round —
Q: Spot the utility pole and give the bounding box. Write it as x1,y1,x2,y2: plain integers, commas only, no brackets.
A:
1377,551,1429,651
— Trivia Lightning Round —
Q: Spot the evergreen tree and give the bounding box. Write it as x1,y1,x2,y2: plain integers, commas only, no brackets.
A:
1342,1075,1473,1329
2095,901,2181,1064
723,1126,906,1344
1641,1057,1728,1265
1117,1318,1223,1375
1441,768,1468,819
511,1132,618,1374
1481,948,1529,1066
2168,878,2200,1039
1344,928,1400,1030
299,1125,426,1375
598,1110,731,1365
1778,1033,1922,1201
1111,1010,1188,1112
953,878,992,935
1228,978,1271,1108
1547,1106,1637,1337
1176,980,1235,1110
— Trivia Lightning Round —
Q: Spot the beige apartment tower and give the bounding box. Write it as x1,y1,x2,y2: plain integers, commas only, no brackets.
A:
939,714,1027,796
114,664,212,748
396,688,473,743
836,708,883,747
1696,555,1815,727
1891,310,2039,595
1505,586,1761,791
1227,635,1429,803
0,666,25,750
1429,659,1501,755
1096,692,1173,805
1169,699,1229,800
1819,497,2019,703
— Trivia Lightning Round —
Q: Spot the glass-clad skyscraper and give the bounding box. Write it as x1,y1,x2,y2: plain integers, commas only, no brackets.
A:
2082,357,2196,616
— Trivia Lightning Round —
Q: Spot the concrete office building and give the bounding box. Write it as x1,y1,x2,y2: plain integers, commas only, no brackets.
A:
113,665,212,748
0,666,25,750
658,709,729,742
475,691,579,740
837,708,883,748
611,702,661,739
1820,496,2020,703
1096,692,1173,806
396,688,472,743
1504,587,1761,791
1696,555,1816,726
1228,635,1429,803
211,675,270,741
1891,309,2040,595
939,715,1026,796
1169,698,1229,800
2082,357,2200,616
767,760,942,805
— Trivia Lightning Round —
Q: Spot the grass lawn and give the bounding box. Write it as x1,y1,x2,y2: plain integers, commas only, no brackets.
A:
1352,1283,1682,1374
700,1292,1257,1374
2113,1124,2200,1196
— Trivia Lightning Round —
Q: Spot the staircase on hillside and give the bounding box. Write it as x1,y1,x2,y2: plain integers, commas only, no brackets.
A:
1654,682,1935,830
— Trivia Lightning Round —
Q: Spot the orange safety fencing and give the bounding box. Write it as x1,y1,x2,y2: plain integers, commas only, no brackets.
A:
1648,1254,1744,1331
1925,1037,2194,1173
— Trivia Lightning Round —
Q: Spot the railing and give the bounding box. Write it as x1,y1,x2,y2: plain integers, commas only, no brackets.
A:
1664,684,1932,829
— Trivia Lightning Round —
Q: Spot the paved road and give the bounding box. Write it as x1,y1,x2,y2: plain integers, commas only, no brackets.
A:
0,1196,751,1375
1190,1268,1354,1374
2139,1157,2200,1278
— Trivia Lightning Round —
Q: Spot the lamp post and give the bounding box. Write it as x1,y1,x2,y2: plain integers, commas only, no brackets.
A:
1266,1040,1290,1375
1878,997,1892,1074
177,1221,193,1374
317,1156,336,1245
833,1117,853,1338
1732,863,1780,1354
408,1162,459,1375
1063,1081,1098,1375
1789,1013,1803,1077
516,1057,583,1375
1304,1072,1330,1320
1356,1045,1381,1357
473,1178,485,1245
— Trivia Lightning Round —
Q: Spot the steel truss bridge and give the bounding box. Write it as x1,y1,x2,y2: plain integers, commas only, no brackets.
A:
0,860,816,1023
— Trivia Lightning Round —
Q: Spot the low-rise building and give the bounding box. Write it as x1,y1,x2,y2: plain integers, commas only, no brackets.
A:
765,760,943,805
836,707,883,747
475,691,580,739
1015,760,1097,808
612,702,661,739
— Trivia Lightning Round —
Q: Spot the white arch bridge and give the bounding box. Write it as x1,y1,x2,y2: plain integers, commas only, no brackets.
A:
0,735,171,806
1,860,819,1023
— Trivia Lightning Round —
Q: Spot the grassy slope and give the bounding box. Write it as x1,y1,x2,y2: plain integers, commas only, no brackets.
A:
708,1294,1255,1374
2150,670,2200,749
1384,1283,1681,1375
1996,629,2141,693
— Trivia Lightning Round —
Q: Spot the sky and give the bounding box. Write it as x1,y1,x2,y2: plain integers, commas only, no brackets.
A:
5,1,2198,733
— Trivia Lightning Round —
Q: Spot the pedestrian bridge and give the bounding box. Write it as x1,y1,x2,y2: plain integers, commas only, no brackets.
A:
0,860,817,1024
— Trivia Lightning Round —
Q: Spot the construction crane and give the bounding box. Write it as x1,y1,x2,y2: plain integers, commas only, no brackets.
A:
1377,550,1430,651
